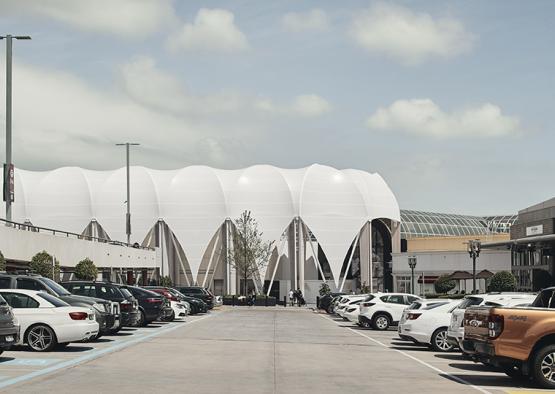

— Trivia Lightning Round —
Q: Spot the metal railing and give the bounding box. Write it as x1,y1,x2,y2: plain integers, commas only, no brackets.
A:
0,218,154,251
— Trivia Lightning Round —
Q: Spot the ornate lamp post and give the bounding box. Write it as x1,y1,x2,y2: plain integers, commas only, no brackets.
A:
468,240,481,294
408,256,417,295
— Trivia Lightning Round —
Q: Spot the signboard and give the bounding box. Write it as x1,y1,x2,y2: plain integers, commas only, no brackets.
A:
526,224,543,237
3,163,14,203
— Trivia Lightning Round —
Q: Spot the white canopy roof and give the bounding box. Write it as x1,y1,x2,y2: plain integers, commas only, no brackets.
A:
5,164,400,285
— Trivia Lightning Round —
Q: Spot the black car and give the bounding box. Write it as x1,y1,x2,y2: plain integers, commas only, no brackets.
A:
120,286,167,326
0,274,117,338
0,294,18,355
174,286,214,309
318,292,347,314
147,287,208,315
61,281,140,330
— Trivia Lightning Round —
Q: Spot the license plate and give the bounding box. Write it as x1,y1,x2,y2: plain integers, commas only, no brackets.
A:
4,335,14,342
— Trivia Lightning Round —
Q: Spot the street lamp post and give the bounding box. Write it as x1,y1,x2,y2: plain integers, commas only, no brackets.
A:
468,240,481,294
116,143,140,244
408,256,417,295
1,34,31,222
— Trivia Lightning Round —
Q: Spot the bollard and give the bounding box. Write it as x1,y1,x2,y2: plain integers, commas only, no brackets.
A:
232,295,235,306
316,296,320,309
265,296,268,307
283,296,286,307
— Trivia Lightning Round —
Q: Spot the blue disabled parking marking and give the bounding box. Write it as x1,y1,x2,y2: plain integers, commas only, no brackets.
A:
0,314,213,390
2,359,62,367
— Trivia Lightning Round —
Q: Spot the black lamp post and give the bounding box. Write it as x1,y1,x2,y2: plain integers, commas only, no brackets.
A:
408,256,417,295
468,240,481,294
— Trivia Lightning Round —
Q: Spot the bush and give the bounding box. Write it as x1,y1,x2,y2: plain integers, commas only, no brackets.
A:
74,258,98,280
434,275,456,294
160,276,173,287
489,271,516,292
319,282,331,296
30,251,60,279
0,250,5,271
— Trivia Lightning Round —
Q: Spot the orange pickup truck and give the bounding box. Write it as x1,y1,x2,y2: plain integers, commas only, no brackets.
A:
463,287,555,389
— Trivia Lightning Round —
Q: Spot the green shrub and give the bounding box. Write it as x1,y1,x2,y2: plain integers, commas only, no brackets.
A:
30,251,60,278
434,275,456,294
489,271,516,292
160,276,173,287
74,258,98,280
319,282,331,296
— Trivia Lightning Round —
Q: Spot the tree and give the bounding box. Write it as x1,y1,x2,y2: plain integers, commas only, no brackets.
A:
0,250,5,271
319,282,331,296
75,258,98,280
160,275,173,287
229,211,274,296
30,251,60,279
489,271,516,292
434,275,456,294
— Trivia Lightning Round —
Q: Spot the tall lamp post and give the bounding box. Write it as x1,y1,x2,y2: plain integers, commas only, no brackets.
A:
468,240,481,294
408,255,417,295
1,34,31,222
116,143,140,244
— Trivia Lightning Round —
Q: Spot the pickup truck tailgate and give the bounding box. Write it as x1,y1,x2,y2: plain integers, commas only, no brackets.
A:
463,307,491,341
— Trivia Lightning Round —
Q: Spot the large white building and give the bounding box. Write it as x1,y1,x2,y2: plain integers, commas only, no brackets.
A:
2,164,401,302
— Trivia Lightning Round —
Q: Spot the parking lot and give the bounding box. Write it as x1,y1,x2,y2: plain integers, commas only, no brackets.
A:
0,307,551,393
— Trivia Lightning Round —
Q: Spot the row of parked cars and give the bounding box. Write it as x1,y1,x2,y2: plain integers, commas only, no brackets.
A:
0,272,216,353
319,290,555,388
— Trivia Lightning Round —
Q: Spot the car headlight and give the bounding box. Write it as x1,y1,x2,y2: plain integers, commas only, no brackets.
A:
92,303,106,313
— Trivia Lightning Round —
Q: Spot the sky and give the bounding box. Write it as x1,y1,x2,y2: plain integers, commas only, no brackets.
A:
0,0,553,215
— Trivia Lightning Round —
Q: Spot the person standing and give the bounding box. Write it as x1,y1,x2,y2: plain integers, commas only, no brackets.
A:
296,288,304,307
289,289,294,306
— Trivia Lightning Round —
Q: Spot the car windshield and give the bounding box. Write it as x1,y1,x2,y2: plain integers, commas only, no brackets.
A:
457,297,483,309
423,302,449,310
40,278,72,296
120,288,133,298
408,302,422,309
37,292,70,307
532,289,555,308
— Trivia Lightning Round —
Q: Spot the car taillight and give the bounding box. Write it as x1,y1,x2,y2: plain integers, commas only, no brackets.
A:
69,312,88,320
488,314,504,339
407,313,421,320
120,301,132,311
361,302,375,307
146,298,162,303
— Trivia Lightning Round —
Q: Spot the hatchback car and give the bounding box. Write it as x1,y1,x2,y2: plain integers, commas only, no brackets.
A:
0,289,98,351
175,286,214,309
121,286,167,326
0,294,19,355
0,274,116,339
144,286,189,320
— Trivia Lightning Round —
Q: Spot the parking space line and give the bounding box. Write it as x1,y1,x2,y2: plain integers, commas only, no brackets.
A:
0,314,213,391
317,313,492,394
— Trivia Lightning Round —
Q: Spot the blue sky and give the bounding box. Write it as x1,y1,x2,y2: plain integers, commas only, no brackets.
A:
0,0,553,215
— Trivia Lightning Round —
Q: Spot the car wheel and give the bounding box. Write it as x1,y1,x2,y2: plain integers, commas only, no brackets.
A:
163,311,175,322
532,344,555,389
501,364,527,380
137,310,146,327
431,328,453,352
372,314,390,331
109,325,122,335
326,305,334,314
90,332,102,341
360,319,372,329
26,324,57,352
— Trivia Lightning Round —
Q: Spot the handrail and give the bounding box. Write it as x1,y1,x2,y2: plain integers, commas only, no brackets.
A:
0,218,154,251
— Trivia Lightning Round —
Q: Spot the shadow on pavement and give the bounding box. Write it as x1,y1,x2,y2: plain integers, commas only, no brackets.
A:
440,373,534,389
449,363,499,372
390,346,430,352
92,338,114,343
0,357,15,363
434,353,467,361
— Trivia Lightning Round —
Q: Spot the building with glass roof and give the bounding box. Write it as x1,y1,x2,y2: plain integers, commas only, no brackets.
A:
400,210,516,239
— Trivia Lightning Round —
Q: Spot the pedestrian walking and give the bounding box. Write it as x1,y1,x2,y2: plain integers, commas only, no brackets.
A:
296,288,305,307
289,289,294,306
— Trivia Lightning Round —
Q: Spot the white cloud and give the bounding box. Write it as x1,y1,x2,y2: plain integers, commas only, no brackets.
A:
367,99,521,138
292,94,332,117
166,8,249,53
2,0,176,38
282,9,329,32
349,3,475,65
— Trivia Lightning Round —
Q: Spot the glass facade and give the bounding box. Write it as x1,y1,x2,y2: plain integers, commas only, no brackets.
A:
400,210,490,238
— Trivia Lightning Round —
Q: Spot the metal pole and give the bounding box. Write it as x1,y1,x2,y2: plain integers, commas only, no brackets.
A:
411,266,415,295
5,36,12,221
473,255,476,294
126,143,130,244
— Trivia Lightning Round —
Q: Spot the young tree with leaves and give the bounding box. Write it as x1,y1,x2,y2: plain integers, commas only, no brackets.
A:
229,211,274,296
30,251,60,279
75,258,98,280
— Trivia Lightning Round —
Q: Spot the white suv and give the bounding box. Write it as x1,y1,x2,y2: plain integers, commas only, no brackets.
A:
447,293,536,352
358,293,421,330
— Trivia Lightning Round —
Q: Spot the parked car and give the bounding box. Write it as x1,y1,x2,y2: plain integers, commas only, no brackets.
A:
0,289,98,351
318,292,346,314
463,286,555,388
174,286,214,309
120,286,168,326
398,299,461,352
61,281,140,330
447,293,536,352
0,294,19,355
334,295,367,314
358,293,422,330
144,286,189,320
343,304,362,324
171,289,208,314
337,297,365,319
0,273,117,339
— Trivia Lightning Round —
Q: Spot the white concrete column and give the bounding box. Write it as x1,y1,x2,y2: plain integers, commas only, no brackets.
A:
359,222,370,291
391,220,401,254
297,218,305,294
288,221,297,291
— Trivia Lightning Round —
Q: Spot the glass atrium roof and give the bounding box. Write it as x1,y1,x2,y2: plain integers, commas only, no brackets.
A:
400,210,515,239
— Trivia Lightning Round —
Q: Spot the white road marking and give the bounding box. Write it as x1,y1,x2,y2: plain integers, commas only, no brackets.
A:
318,313,492,394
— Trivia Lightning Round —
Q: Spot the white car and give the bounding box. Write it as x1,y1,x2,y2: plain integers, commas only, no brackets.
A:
169,300,189,319
358,293,421,330
398,299,461,352
0,289,99,352
344,304,362,323
334,295,366,315
447,293,536,352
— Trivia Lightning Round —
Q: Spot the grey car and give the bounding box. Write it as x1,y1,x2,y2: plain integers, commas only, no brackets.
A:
0,294,19,355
